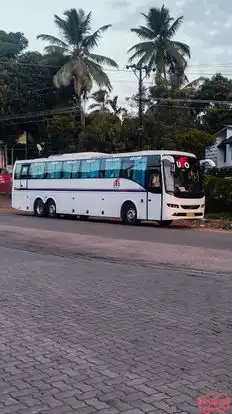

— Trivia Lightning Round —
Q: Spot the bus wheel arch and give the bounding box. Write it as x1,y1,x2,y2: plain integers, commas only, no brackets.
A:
34,198,45,217
121,201,138,225
45,198,57,218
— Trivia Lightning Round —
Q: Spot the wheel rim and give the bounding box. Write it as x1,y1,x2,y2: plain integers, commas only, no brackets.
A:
36,202,44,215
49,203,56,216
127,208,136,222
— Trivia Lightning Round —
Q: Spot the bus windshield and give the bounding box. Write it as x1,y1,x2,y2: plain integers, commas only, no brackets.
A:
163,155,203,198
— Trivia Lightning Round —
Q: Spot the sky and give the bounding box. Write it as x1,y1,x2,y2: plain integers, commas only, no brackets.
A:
0,0,232,107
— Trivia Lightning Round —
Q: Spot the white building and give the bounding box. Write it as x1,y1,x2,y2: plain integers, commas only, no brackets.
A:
205,125,232,168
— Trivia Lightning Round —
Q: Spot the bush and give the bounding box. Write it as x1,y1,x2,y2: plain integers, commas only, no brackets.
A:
204,176,232,214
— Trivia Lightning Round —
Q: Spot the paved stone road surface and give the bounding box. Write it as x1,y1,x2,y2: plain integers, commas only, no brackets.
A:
0,243,231,414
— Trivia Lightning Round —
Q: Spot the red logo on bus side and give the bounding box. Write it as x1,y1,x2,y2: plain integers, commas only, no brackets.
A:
197,393,230,413
113,178,120,188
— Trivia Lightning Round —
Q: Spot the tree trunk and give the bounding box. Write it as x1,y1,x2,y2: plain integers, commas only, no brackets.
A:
75,94,83,151
163,66,167,83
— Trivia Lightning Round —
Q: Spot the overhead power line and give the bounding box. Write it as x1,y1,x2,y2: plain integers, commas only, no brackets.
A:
1,97,232,126
3,104,232,128
2,59,232,73
0,106,78,123
156,98,232,105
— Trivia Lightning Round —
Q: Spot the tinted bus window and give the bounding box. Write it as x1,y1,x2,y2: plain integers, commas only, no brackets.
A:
121,156,147,187
29,163,45,179
14,164,21,179
71,161,81,178
121,158,134,179
80,159,100,178
132,157,147,187
46,162,62,179
62,161,75,179
102,158,122,178
21,164,30,178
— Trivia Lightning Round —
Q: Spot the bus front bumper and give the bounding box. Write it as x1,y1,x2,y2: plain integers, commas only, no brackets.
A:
163,199,205,220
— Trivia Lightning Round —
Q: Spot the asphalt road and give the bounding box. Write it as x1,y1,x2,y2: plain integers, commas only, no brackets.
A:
0,212,232,251
0,213,232,413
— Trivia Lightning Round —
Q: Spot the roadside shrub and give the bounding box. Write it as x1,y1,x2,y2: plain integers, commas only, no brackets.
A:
204,176,232,214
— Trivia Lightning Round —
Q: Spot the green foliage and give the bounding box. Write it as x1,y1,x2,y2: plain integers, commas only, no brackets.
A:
201,106,232,134
0,31,28,58
193,73,232,133
204,176,232,214
195,73,232,101
38,8,118,97
128,5,190,84
0,4,231,182
89,89,110,112
175,129,215,158
80,112,122,152
44,115,78,154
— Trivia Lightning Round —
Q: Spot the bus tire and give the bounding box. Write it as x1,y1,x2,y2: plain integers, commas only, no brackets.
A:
34,198,45,217
121,202,137,225
158,220,173,227
46,199,57,218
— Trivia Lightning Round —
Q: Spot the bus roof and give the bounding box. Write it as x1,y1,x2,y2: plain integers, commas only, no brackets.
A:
14,150,196,164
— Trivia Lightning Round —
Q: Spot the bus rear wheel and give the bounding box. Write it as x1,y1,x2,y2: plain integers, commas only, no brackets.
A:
34,199,45,217
46,200,57,218
121,202,138,226
158,220,173,227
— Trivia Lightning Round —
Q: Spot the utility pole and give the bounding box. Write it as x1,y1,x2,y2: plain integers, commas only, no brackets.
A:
126,64,155,150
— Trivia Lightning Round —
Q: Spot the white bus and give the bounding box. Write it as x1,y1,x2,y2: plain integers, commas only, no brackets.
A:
12,150,206,226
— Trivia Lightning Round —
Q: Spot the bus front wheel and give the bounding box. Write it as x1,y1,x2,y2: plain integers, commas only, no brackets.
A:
121,202,138,226
34,199,45,217
158,220,173,227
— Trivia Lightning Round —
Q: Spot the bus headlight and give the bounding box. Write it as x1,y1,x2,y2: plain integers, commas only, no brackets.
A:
167,203,179,208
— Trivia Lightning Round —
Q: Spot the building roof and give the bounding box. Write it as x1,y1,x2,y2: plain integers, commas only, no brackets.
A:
216,125,232,137
217,136,232,148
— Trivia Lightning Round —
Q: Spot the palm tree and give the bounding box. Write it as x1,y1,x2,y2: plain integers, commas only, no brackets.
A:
88,89,110,112
108,95,126,116
128,5,190,82
37,8,118,125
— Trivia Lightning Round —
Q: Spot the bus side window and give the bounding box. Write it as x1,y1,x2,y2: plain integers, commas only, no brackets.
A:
99,159,105,178
132,158,147,187
89,159,101,178
46,162,62,179
20,164,30,179
71,161,81,178
79,159,101,178
121,158,134,179
104,158,121,178
14,164,22,180
29,163,45,179
80,160,88,178
62,161,75,179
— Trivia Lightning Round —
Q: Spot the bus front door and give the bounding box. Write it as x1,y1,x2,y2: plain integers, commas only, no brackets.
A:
147,168,162,221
